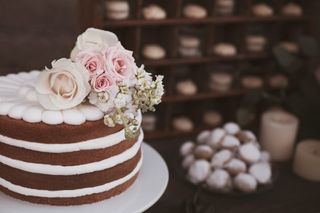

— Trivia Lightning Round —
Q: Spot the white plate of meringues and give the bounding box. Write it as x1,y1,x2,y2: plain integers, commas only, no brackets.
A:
0,142,169,213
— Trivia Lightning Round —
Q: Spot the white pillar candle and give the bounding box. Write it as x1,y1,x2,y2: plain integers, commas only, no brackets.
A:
293,140,320,181
260,110,299,161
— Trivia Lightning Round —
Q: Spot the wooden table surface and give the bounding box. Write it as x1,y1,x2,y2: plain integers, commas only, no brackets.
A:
145,139,320,213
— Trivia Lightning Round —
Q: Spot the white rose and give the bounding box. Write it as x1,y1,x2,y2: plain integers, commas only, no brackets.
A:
35,58,91,110
70,28,119,60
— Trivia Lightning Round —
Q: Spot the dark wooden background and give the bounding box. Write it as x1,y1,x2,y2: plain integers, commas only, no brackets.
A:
0,0,80,74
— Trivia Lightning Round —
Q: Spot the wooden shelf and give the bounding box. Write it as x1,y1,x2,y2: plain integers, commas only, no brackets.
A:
140,53,270,67
104,16,307,28
83,0,314,141
163,89,246,103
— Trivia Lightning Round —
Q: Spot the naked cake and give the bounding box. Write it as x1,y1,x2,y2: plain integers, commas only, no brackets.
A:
0,28,164,205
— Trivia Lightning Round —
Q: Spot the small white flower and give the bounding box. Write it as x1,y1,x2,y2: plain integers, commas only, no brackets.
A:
98,92,109,103
114,94,127,108
114,93,132,108
114,113,123,124
104,115,116,127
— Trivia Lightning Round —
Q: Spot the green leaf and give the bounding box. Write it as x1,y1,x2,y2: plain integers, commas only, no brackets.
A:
236,108,255,127
298,35,320,57
273,45,302,73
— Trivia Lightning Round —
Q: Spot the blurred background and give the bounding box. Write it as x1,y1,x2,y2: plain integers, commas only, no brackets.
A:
0,0,80,73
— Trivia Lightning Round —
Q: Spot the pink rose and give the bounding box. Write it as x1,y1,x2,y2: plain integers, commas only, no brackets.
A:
105,43,136,81
76,50,105,78
91,73,115,92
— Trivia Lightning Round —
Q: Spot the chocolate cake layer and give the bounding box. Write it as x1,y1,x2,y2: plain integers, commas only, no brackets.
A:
0,173,139,206
0,136,137,166
0,150,141,190
0,115,123,144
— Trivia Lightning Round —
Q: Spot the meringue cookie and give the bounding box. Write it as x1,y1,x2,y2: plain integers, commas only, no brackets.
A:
224,122,240,135
234,173,258,193
241,76,264,90
252,3,274,17
178,35,201,57
203,110,223,127
282,3,303,17
213,43,237,56
143,4,167,20
173,116,194,132
176,80,198,96
237,130,257,143
105,1,130,20
224,158,247,175
183,4,207,19
206,169,232,191
194,145,214,160
221,135,240,149
214,0,235,15
239,143,261,163
179,47,201,57
143,44,166,59
180,141,195,156
246,35,267,53
188,160,211,184
211,149,232,168
179,35,201,48
210,72,233,92
207,128,226,148
197,130,211,144
182,154,196,169
249,162,272,184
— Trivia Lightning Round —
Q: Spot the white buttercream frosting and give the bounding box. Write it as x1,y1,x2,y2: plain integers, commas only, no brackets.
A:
0,155,142,198
0,130,143,175
0,71,104,125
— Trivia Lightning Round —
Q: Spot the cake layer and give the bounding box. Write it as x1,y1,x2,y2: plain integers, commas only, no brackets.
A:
0,150,141,190
0,134,137,166
0,131,143,175
0,115,123,144
0,173,139,206
0,156,142,198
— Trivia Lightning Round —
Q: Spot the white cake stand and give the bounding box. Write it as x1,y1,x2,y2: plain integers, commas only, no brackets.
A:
0,142,169,213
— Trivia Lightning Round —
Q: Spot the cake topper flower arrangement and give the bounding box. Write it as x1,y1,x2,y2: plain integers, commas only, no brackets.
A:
36,28,164,138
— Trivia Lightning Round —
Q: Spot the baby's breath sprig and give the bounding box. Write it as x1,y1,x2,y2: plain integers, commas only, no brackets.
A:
103,107,139,139
134,66,164,112
98,65,163,139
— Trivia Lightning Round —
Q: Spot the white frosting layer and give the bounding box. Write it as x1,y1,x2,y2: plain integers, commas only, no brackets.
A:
0,71,104,125
0,114,142,153
0,156,142,198
0,130,125,153
0,130,143,175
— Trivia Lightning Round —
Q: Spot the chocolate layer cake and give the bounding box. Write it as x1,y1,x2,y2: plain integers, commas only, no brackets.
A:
0,71,143,205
